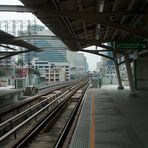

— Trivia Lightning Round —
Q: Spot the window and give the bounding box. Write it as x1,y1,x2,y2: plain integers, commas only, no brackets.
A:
35,62,48,64
55,74,59,77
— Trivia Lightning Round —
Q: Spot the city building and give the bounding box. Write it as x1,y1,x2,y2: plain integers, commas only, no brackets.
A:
31,58,70,83
22,25,68,64
67,51,88,79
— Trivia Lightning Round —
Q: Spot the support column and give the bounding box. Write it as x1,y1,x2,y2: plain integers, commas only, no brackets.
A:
113,51,124,89
124,54,137,96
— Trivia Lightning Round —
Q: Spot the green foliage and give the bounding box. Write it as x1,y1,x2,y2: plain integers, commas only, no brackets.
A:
0,69,6,76
29,68,41,76
16,59,24,67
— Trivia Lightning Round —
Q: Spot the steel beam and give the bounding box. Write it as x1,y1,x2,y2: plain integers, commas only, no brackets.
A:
15,35,58,40
103,0,118,40
113,51,124,89
0,5,143,17
76,0,88,39
0,44,17,50
81,49,114,60
51,0,82,50
37,8,148,39
0,30,41,52
37,8,144,18
112,0,137,39
0,5,31,12
79,39,114,50
95,0,105,41
0,50,30,60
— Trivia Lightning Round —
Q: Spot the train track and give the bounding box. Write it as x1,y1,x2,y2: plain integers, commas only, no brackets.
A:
0,77,89,148
0,78,83,123
0,80,80,138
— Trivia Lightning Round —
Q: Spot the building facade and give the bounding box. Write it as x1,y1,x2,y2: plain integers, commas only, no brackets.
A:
31,58,70,83
67,51,88,79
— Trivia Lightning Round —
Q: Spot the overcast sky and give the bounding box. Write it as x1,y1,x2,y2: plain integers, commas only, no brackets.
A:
0,0,101,71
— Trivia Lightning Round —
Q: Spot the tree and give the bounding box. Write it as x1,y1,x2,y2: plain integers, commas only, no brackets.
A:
28,68,41,76
0,69,6,76
16,59,24,67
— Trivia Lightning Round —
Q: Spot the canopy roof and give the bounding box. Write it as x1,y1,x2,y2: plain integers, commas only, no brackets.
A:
19,0,148,51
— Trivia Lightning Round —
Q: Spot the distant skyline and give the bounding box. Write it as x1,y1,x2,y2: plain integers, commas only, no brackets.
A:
0,0,101,71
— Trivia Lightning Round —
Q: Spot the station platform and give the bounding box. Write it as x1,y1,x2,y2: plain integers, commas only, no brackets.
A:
69,85,148,148
0,86,23,113
0,86,22,96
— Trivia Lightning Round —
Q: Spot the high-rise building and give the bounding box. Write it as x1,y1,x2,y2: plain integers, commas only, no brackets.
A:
67,51,88,78
31,58,70,83
24,28,68,63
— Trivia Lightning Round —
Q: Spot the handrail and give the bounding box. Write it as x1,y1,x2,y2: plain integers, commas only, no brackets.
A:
12,80,88,147
0,90,70,142
0,81,76,117
55,84,88,148
0,93,57,128
0,78,88,143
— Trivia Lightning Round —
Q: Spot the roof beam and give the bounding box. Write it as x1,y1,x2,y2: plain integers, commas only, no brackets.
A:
79,39,115,51
38,9,144,18
0,50,30,60
81,49,114,60
37,9,148,39
112,0,137,39
0,44,17,50
79,39,112,44
103,0,118,40
15,35,58,40
0,5,143,17
76,0,88,39
95,0,105,41
51,0,82,50
0,5,31,12
0,30,41,51
79,39,112,48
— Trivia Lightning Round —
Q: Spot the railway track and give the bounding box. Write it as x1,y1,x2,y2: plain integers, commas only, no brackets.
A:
0,78,82,123
0,77,89,148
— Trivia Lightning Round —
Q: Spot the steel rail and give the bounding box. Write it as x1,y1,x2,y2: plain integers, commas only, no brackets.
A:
0,78,88,146
0,79,81,119
0,79,85,135
0,91,58,130
12,79,88,148
0,89,70,143
55,84,89,148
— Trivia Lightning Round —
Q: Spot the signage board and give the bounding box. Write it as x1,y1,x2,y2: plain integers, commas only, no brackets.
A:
115,42,147,50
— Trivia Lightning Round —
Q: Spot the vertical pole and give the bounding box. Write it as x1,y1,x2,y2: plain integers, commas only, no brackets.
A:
113,51,124,89
124,53,137,96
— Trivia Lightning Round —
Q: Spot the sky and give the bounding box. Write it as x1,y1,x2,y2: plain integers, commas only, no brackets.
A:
0,0,101,71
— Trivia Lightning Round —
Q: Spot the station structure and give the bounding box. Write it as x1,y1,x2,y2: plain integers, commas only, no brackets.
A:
0,0,148,147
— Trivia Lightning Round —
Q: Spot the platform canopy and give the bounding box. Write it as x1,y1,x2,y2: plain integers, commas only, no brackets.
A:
19,0,148,52
0,30,42,60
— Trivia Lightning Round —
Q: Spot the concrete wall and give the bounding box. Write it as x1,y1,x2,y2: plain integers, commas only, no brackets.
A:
102,77,118,85
135,58,148,89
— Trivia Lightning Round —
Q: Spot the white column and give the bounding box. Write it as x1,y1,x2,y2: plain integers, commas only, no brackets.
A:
124,54,137,96
113,51,124,89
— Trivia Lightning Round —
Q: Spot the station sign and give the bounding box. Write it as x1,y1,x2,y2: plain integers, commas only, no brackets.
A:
115,41,147,50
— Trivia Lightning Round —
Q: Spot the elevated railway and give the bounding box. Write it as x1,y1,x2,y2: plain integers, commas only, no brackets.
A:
0,77,89,148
